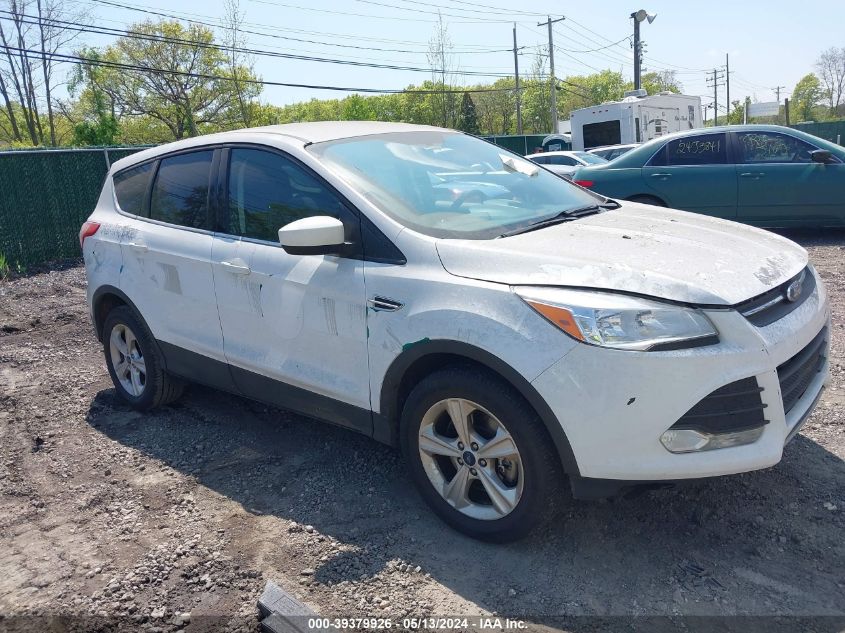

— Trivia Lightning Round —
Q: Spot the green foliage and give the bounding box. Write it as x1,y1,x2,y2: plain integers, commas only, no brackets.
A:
71,21,261,141
792,73,824,122
638,71,683,95
0,252,9,279
457,92,479,134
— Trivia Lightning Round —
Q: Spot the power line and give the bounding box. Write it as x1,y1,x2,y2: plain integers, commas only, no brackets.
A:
0,11,522,77
0,43,525,94
559,35,630,54
84,0,511,54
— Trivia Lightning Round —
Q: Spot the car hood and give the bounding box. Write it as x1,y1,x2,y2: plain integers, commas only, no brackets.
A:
435,203,808,305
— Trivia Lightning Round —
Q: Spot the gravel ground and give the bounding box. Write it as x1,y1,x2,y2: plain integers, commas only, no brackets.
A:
1,230,844,632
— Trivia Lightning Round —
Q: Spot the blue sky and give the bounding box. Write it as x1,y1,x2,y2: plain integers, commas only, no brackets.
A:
67,0,843,115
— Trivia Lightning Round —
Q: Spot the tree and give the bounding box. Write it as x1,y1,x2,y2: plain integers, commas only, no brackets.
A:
340,94,373,121
457,91,479,134
792,73,823,122
0,0,88,145
426,12,458,128
223,0,257,128
78,20,260,140
815,47,845,114
639,70,682,95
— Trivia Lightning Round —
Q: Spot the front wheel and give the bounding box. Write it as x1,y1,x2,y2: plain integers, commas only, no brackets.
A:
400,366,564,542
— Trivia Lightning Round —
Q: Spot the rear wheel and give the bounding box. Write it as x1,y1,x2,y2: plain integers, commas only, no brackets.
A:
103,306,184,410
401,366,563,542
626,194,666,207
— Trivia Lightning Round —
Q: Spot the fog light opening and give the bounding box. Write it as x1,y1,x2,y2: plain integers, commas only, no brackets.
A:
660,426,765,454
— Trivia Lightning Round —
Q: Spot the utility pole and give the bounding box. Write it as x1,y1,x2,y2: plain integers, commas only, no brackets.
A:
633,17,642,91
631,10,656,91
773,86,786,124
706,67,726,126
725,53,730,124
537,16,565,134
513,23,522,134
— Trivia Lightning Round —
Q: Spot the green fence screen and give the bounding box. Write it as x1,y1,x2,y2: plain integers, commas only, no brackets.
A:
483,134,551,155
790,121,845,145
0,147,146,268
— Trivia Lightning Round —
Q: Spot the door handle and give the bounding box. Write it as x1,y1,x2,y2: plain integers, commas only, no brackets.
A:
220,260,251,275
740,172,765,179
650,173,672,178
127,242,148,252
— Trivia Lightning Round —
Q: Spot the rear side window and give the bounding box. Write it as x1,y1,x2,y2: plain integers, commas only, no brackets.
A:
651,133,727,166
226,148,348,242
113,163,153,216
150,151,214,229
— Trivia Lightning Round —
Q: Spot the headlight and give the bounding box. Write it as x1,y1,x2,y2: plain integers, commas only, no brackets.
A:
515,287,718,351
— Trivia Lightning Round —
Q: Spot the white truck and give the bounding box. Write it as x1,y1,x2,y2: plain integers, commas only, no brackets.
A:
570,90,702,151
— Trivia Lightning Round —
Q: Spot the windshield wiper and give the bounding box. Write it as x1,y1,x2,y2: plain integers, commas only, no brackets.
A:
497,200,621,238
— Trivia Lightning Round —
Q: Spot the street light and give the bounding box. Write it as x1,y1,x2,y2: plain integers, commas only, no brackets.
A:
631,9,656,91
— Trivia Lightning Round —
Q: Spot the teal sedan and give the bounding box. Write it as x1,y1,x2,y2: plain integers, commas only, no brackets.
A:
571,125,845,227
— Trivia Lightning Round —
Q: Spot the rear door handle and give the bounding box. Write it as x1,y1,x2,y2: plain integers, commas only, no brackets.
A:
650,173,672,178
220,260,251,275
740,172,765,179
127,242,148,253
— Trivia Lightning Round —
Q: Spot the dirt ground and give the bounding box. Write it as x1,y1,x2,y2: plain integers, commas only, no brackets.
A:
1,230,844,633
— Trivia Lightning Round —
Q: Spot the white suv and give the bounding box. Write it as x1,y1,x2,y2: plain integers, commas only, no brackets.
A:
81,122,830,542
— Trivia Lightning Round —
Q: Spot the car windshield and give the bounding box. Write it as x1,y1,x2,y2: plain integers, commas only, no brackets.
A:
573,151,607,164
308,131,600,239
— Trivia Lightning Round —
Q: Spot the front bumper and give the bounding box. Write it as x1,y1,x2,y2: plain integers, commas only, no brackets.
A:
531,271,830,482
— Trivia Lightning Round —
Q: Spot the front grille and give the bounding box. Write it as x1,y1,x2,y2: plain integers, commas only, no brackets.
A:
670,376,768,434
778,327,828,416
736,267,815,327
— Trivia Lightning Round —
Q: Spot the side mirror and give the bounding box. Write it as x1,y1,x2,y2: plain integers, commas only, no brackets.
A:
278,216,346,256
811,149,833,164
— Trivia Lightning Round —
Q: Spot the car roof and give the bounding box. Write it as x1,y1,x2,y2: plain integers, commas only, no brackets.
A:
111,121,453,173
590,143,638,151
526,150,582,157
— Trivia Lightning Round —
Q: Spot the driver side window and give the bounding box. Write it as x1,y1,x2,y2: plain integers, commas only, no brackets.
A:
226,148,348,242
736,132,818,164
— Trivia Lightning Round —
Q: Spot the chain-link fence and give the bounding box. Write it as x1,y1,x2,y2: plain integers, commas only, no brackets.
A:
0,146,148,269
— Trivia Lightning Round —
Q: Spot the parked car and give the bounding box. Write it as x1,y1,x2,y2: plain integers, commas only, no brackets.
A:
572,125,845,226
588,143,639,161
82,122,829,542
525,150,607,179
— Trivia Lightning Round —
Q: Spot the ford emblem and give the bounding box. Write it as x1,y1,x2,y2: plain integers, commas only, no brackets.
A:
786,276,803,302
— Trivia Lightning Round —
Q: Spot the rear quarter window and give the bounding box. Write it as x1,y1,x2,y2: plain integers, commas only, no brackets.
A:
150,151,214,229
112,162,154,216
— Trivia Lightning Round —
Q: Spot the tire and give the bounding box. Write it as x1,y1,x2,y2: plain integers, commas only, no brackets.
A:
102,305,184,410
400,365,564,542
626,194,666,207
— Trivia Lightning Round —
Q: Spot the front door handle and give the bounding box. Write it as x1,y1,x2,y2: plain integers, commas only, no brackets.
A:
127,242,148,253
220,260,251,275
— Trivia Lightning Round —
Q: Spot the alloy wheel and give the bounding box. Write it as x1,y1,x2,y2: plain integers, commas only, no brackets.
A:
109,323,146,397
418,398,524,521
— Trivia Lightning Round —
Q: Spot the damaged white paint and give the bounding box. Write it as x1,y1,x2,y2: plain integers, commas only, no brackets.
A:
437,203,808,305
